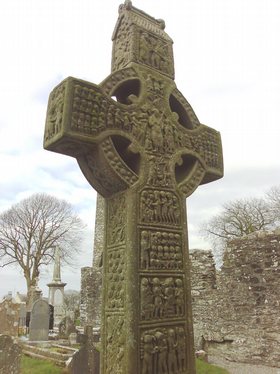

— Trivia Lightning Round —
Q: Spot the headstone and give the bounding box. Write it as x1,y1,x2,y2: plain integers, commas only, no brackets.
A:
69,332,78,345
43,2,223,373
0,297,20,337
49,304,54,330
29,299,50,341
0,334,21,374
58,316,77,339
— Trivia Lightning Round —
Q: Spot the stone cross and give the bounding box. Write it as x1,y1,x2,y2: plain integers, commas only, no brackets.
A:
44,2,223,373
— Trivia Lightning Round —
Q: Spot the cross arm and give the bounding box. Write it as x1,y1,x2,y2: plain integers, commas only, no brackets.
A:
43,76,140,197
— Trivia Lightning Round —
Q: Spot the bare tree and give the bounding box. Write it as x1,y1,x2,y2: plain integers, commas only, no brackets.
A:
201,193,279,262
63,289,80,320
266,185,280,225
0,193,85,300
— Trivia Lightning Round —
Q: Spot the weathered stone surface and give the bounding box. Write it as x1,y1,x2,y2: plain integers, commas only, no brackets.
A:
190,230,280,368
80,194,104,328
47,247,67,326
43,2,223,373
0,334,21,374
29,299,50,341
58,316,77,339
0,297,21,337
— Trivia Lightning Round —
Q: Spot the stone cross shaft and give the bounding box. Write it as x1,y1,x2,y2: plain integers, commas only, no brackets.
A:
44,2,223,374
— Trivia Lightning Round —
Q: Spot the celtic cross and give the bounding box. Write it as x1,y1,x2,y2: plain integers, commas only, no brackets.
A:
44,2,223,373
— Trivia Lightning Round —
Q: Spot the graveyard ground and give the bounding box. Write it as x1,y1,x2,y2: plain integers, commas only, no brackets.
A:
21,354,229,374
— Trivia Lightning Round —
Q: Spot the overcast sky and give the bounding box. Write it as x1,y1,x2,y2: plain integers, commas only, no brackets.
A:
0,0,279,298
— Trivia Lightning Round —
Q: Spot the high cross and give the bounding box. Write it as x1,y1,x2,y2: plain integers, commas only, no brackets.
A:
44,2,223,373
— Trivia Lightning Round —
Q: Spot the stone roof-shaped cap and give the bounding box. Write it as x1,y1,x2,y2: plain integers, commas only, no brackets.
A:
112,1,172,42
112,1,174,78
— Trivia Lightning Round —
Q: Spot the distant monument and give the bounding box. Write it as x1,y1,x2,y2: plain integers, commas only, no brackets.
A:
47,246,66,326
29,299,50,341
43,1,223,373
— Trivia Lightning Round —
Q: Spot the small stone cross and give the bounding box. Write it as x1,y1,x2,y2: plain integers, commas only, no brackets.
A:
44,2,223,373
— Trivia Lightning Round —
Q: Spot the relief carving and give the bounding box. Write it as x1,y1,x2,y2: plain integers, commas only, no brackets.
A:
45,82,65,142
71,84,107,134
80,153,125,195
138,30,172,76
140,276,185,321
106,248,125,309
102,138,138,185
189,129,222,169
140,230,183,271
179,162,205,197
101,68,137,95
140,190,181,226
105,315,125,374
107,195,126,245
140,326,187,374
112,17,132,71
147,156,172,188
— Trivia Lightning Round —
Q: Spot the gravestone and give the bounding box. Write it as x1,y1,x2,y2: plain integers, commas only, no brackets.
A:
58,316,77,339
29,299,50,341
0,297,21,336
43,2,223,373
0,334,21,374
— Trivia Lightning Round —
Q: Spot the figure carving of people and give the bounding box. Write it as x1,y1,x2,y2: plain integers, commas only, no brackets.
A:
152,277,164,318
177,327,186,372
155,331,168,374
141,278,153,320
141,231,150,269
175,279,184,316
167,329,178,374
149,108,164,152
141,334,155,374
164,277,175,317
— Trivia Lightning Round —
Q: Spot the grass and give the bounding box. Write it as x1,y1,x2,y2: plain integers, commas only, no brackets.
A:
196,358,230,373
21,355,64,374
22,355,229,374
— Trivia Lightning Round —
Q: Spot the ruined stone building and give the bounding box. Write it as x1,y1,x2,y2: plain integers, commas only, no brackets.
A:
190,229,280,367
81,229,280,367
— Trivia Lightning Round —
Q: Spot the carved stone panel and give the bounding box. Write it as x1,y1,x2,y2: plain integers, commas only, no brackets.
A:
45,82,66,142
140,189,181,226
105,314,125,374
140,276,185,321
140,229,183,271
140,325,187,374
107,195,126,246
106,247,125,310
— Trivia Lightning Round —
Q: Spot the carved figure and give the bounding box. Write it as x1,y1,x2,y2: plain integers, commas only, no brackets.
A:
167,329,178,374
141,334,155,374
152,278,164,318
141,278,154,320
140,230,150,269
176,327,186,372
175,279,184,316
155,331,168,374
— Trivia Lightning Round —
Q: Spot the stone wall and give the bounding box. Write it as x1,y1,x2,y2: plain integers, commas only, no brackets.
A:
190,230,280,367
